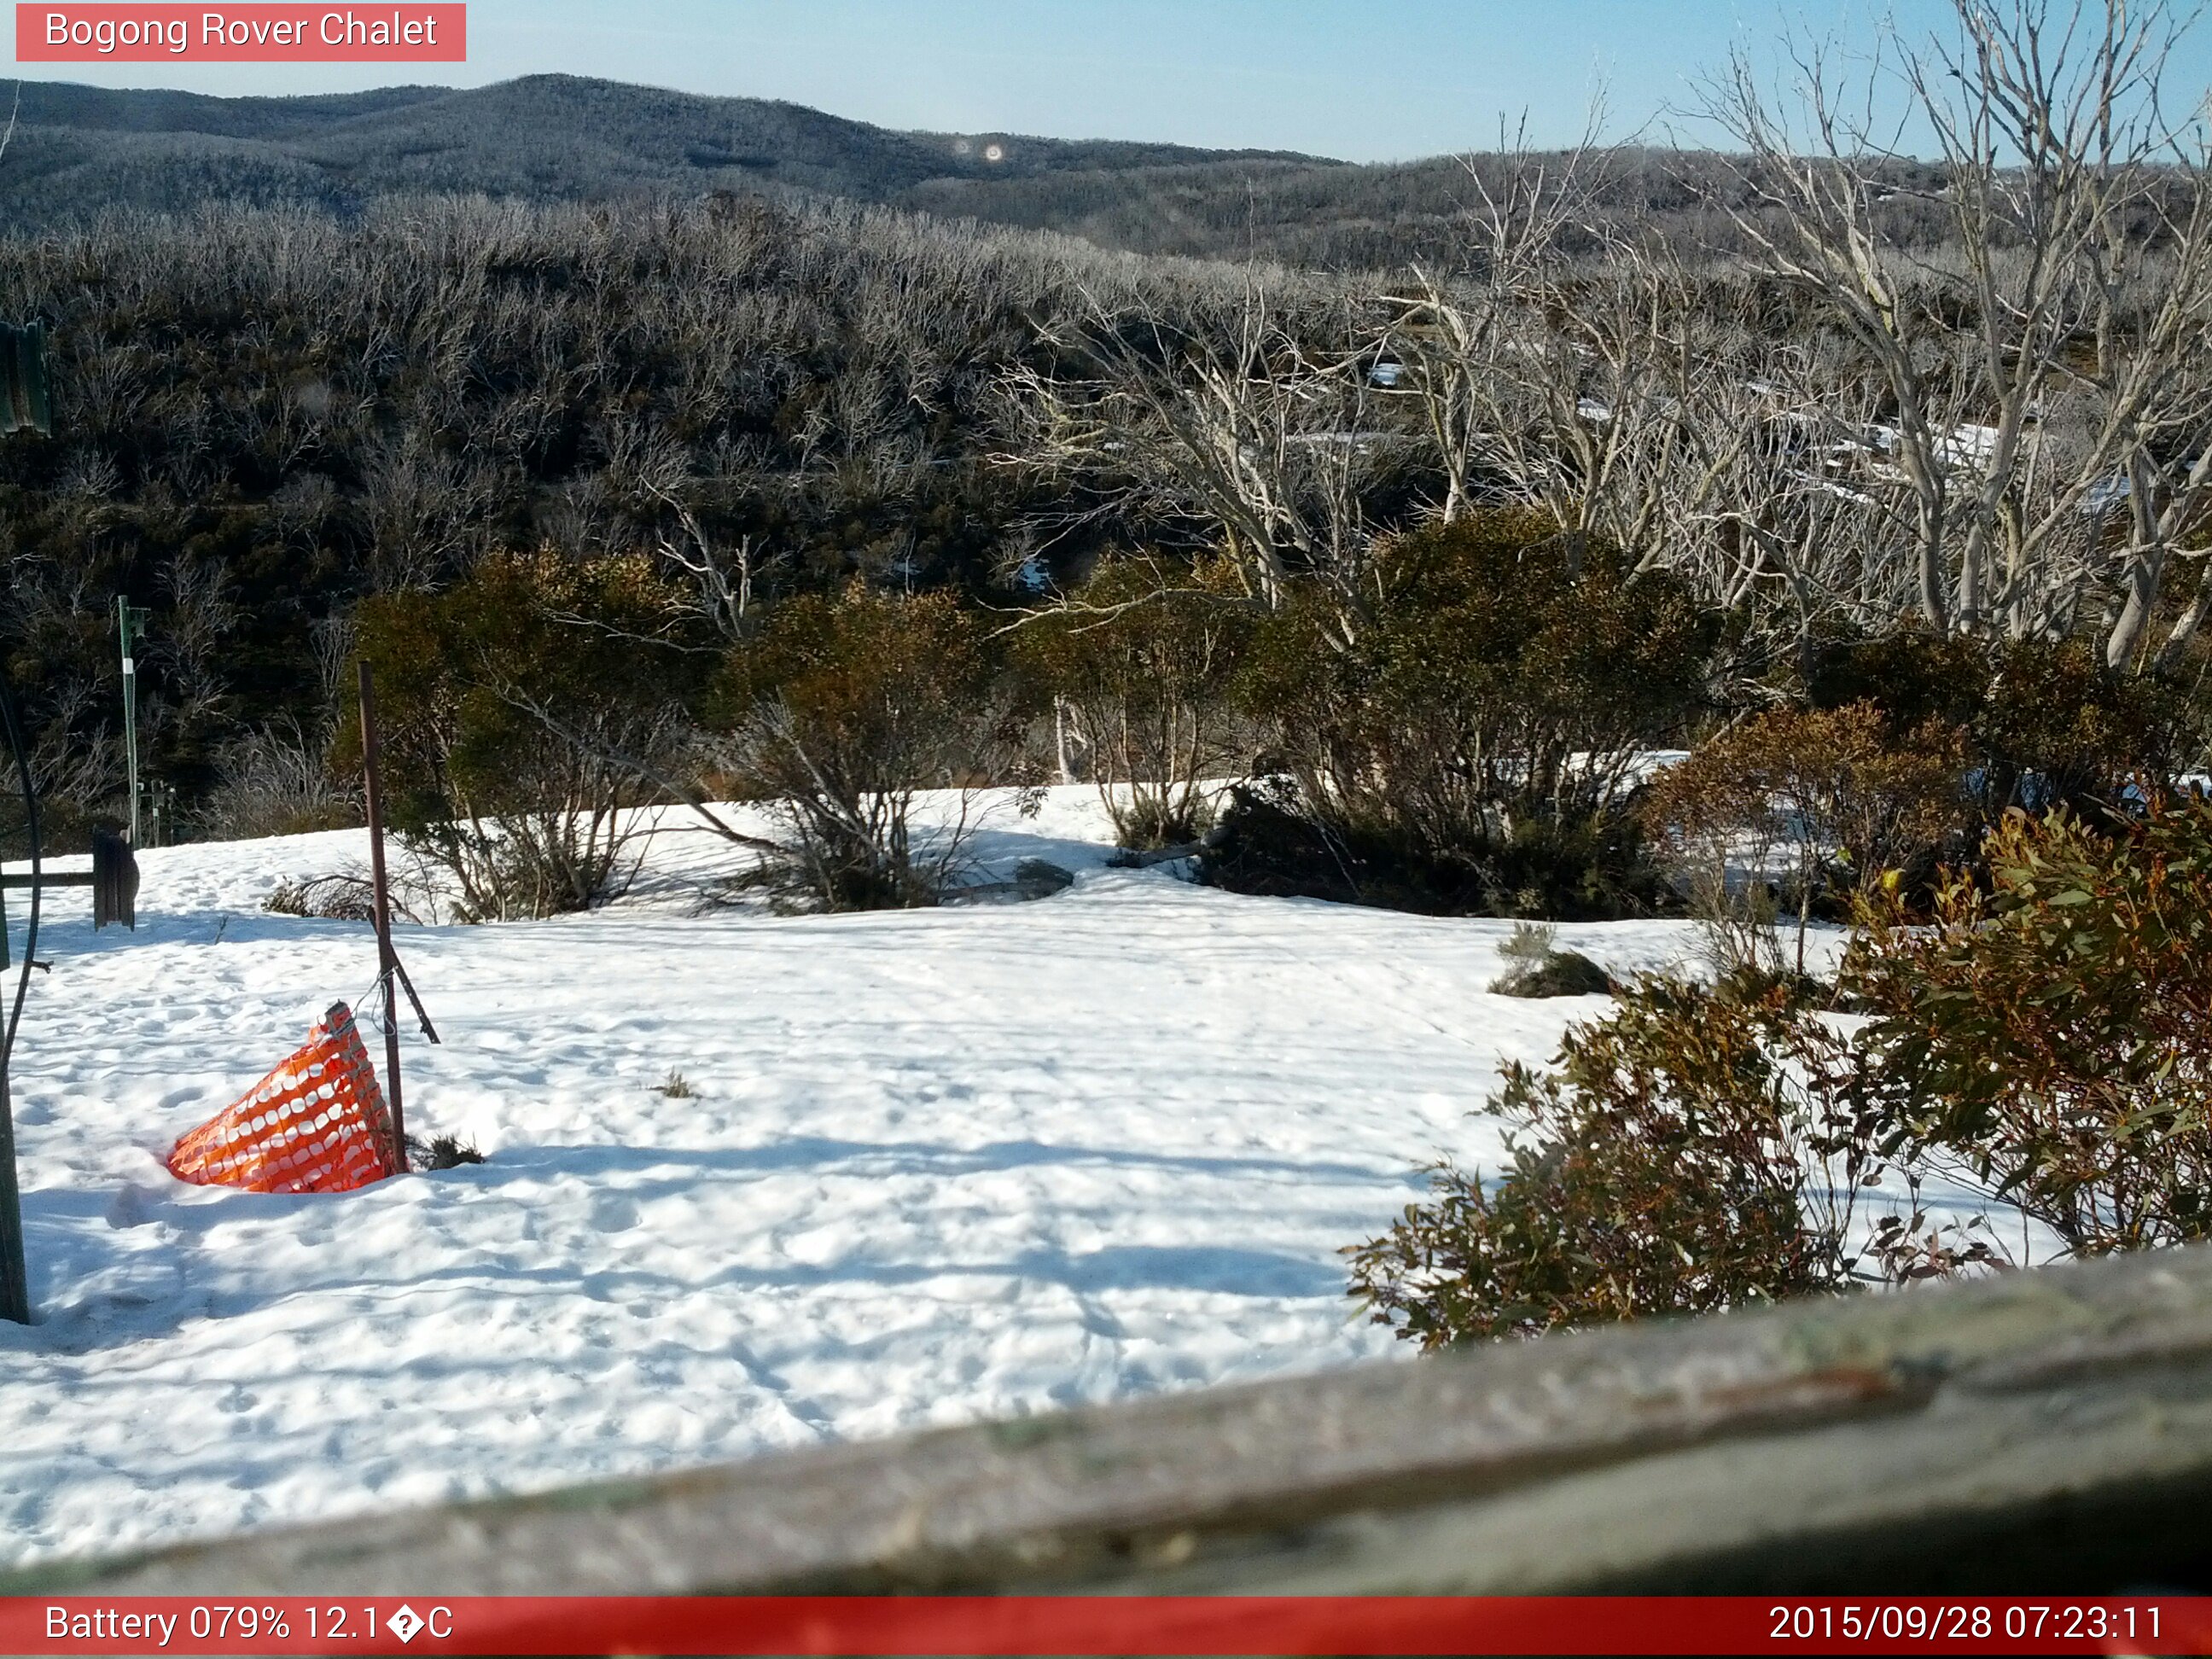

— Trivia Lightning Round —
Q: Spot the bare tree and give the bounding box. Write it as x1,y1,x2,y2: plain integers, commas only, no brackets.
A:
1377,143,1901,665
1368,110,1737,556
1699,0,2212,672
1375,128,1606,529
642,472,779,644
1000,277,1402,640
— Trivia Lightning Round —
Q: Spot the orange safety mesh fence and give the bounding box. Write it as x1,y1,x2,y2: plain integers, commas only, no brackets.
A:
166,1001,401,1194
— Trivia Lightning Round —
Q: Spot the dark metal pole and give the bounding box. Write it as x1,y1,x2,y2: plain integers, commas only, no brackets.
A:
0,677,40,1324
357,662,408,1172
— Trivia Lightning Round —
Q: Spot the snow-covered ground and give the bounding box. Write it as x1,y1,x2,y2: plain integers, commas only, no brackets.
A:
0,789,1726,1570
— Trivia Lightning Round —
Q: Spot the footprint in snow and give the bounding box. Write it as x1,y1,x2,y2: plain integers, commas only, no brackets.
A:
589,1193,641,1233
105,1184,163,1230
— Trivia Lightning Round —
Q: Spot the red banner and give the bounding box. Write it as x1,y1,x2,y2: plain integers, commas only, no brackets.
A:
14,4,464,61
4,1596,2211,1655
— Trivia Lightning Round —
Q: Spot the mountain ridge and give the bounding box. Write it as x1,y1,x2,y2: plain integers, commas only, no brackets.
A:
0,73,1348,225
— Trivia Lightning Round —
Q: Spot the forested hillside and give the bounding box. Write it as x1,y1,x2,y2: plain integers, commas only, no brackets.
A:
0,193,1353,833
1,73,1975,277
0,75,1331,225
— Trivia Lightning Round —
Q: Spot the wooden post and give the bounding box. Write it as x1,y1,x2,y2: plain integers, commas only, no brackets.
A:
357,662,408,1173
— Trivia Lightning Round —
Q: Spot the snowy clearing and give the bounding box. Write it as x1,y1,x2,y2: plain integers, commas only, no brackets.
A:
3,789,1746,1569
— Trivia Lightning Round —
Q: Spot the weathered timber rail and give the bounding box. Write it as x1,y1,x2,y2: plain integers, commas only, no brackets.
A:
15,1245,2212,1595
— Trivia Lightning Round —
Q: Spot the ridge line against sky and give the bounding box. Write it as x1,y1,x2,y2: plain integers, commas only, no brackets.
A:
13,0,2212,165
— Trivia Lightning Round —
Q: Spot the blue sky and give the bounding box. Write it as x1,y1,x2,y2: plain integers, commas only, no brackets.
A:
12,1,2212,161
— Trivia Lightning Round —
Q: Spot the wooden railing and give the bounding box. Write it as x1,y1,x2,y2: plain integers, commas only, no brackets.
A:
16,1245,2212,1595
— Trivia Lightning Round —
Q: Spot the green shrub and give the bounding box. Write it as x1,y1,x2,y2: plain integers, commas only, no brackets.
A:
1848,799,2212,1255
716,583,1008,911
1012,552,1253,850
351,551,698,921
1211,509,1714,918
1346,980,1886,1347
1202,776,1667,918
1352,799,2212,1353
1971,640,2191,816
1807,632,2189,822
407,1133,486,1170
1644,701,1970,975
1803,628,1991,736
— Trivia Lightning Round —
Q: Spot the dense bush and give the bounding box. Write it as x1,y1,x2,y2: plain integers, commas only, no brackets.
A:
1806,632,2192,824
1850,800,2212,1255
1012,553,1253,848
1352,797,2212,1348
716,583,1008,911
1644,701,1970,975
350,550,697,920
1208,510,1715,917
1346,980,1889,1346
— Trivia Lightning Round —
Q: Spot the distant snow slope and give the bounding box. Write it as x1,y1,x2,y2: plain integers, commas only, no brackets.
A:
0,788,1708,1569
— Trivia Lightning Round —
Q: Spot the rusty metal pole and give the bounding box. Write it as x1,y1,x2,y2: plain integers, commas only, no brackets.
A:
357,661,408,1172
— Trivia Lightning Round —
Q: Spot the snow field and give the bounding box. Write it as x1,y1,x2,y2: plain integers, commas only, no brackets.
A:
0,789,1717,1569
